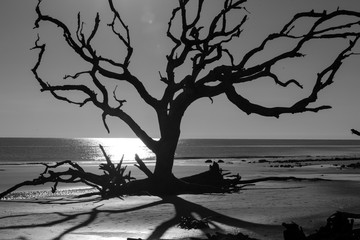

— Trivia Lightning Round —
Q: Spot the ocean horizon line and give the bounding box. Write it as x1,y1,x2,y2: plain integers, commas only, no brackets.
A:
1,138,360,165
2,136,360,141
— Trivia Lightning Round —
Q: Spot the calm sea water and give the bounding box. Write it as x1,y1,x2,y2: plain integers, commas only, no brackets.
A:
1,138,360,165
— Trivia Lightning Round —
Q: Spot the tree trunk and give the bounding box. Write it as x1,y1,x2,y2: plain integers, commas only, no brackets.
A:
153,115,182,181
153,150,176,180
153,137,179,181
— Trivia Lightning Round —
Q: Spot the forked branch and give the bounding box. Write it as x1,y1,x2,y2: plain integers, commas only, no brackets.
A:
188,8,360,118
32,0,158,152
225,35,360,118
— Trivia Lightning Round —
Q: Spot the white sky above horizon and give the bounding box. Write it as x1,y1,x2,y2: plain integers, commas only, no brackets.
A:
1,0,360,139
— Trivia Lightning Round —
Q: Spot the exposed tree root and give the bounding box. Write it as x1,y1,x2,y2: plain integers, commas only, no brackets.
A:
0,146,330,200
0,145,135,199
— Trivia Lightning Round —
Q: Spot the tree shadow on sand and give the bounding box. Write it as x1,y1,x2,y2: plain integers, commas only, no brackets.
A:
149,195,283,239
0,195,282,240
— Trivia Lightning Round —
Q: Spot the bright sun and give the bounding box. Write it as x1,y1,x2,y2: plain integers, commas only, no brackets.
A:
92,138,154,162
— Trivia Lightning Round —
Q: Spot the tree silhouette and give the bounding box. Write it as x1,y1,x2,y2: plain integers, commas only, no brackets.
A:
31,0,360,192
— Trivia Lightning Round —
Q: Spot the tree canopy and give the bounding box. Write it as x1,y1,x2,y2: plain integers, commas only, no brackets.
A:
30,0,360,182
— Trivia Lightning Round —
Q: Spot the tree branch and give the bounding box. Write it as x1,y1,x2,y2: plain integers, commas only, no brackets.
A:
134,154,153,178
225,35,360,117
107,0,133,68
187,8,360,115
351,129,360,136
97,68,159,109
163,0,249,110
226,85,332,118
63,71,91,80
32,0,160,150
265,69,303,89
34,1,93,62
239,9,360,70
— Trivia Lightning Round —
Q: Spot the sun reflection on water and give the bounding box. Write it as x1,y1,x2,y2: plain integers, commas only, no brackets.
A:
88,138,155,162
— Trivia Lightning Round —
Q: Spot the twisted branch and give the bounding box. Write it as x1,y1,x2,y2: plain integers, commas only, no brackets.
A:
32,0,158,152
0,145,136,199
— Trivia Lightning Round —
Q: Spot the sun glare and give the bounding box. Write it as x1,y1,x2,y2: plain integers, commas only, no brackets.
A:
90,138,155,162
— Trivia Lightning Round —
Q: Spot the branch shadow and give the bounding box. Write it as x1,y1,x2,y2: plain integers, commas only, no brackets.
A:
148,195,282,239
2,196,105,205
0,197,164,240
0,195,282,240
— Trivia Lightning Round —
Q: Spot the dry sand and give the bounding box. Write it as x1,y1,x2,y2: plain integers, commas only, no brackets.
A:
1,159,360,240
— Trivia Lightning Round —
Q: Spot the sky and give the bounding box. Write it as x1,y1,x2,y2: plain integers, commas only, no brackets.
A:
1,0,360,139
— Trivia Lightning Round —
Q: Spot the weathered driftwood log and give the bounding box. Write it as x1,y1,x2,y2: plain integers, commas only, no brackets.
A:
0,145,135,199
181,162,242,192
0,146,330,199
124,161,244,196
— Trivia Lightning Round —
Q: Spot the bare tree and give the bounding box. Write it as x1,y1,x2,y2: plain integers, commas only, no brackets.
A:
30,0,360,193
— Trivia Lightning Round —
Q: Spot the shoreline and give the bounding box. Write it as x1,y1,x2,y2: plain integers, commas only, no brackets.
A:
1,154,360,165
1,157,360,194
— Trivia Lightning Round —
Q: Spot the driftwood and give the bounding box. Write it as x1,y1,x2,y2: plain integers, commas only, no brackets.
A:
0,149,240,199
0,145,135,199
238,176,328,184
0,146,330,199
283,211,360,240
181,162,242,192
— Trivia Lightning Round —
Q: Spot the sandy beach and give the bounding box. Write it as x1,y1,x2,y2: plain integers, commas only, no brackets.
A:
2,0,360,238
1,159,360,240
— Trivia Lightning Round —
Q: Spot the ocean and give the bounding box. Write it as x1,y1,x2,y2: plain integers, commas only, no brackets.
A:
1,138,360,165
